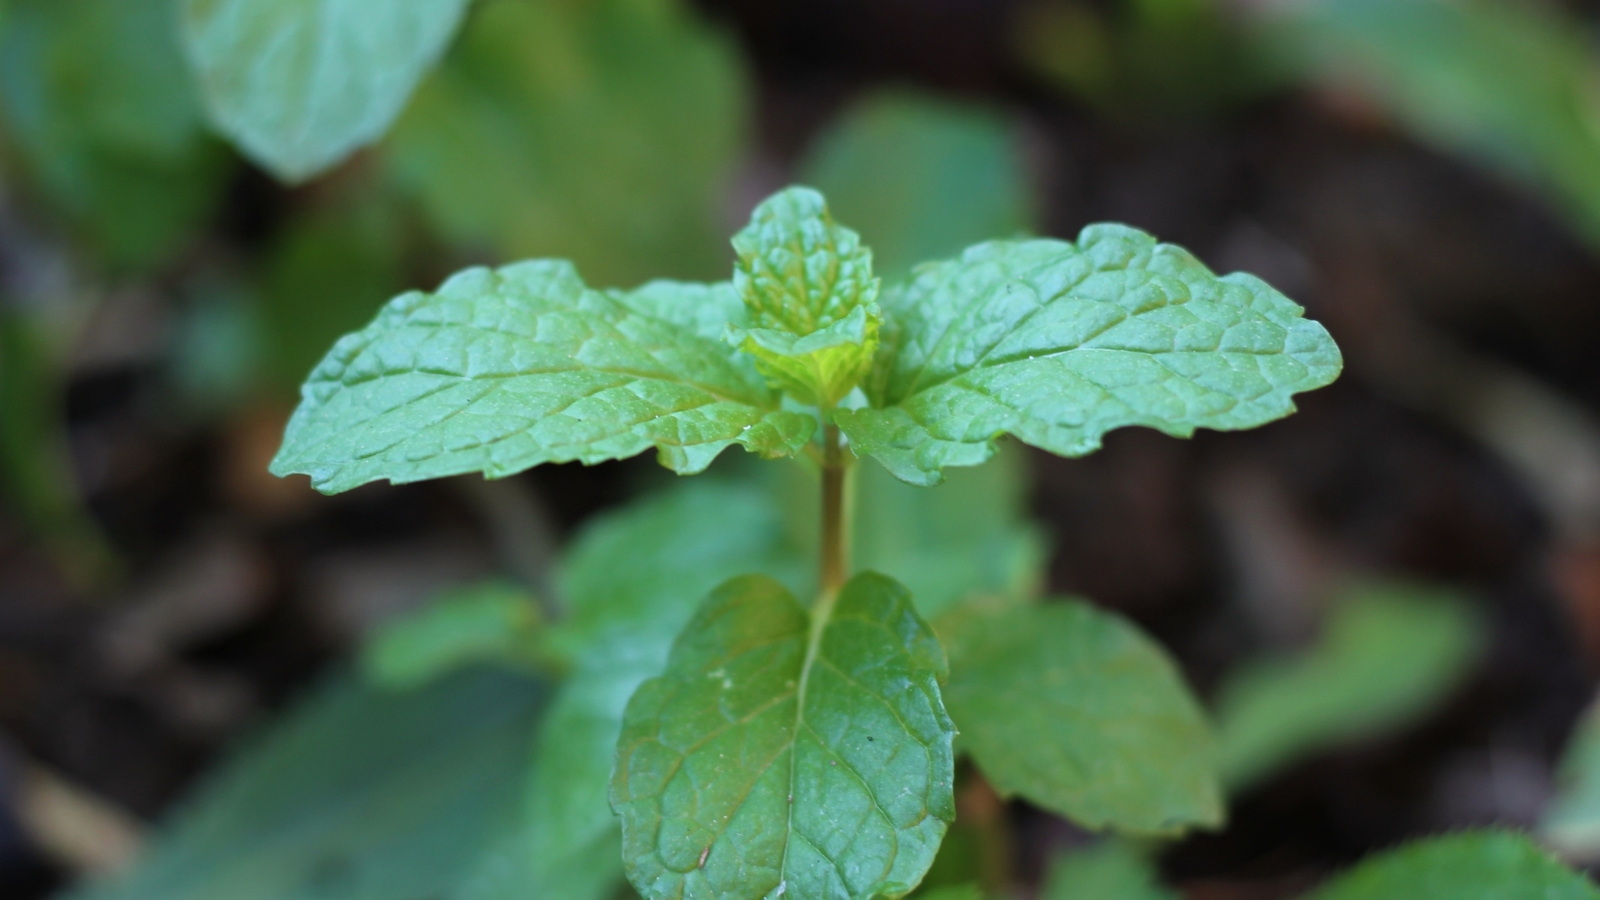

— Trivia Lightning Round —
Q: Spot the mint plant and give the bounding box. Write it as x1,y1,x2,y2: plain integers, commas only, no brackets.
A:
271,185,1343,900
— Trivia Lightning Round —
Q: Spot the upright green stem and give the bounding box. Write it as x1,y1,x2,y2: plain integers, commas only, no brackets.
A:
820,422,848,593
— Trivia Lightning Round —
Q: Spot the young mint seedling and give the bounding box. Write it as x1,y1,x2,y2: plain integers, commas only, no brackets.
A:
272,186,1341,900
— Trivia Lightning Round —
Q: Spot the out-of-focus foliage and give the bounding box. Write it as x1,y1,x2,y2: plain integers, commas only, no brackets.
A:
1042,841,1175,900
1013,0,1282,122
1542,691,1600,862
1300,830,1600,900
179,0,472,182
941,600,1223,835
0,311,115,583
258,199,404,390
67,668,548,900
0,0,228,269
385,0,747,287
1259,0,1600,248
1215,582,1483,791
362,582,543,689
801,91,1035,279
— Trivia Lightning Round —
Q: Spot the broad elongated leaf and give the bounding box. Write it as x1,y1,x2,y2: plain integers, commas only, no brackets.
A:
835,227,1341,485
801,91,1035,279
1539,691,1600,860
69,668,547,900
611,573,956,900
731,187,882,407
362,582,542,689
940,601,1222,835
1300,830,1600,900
180,0,470,182
1043,842,1176,900
386,0,746,287
0,0,227,268
1215,583,1482,791
270,260,814,494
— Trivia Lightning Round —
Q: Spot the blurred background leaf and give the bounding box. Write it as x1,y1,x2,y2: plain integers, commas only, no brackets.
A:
1043,841,1175,900
179,0,472,182
1013,0,1284,123
0,309,116,584
1256,0,1600,250
1215,582,1484,792
65,668,547,900
0,0,229,271
1542,690,1600,862
384,0,749,287
800,90,1036,278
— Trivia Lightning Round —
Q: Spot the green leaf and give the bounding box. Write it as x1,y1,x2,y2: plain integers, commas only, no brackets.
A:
1043,842,1177,900
68,668,547,900
269,260,815,494
801,90,1036,279
835,226,1342,485
1299,830,1600,900
362,581,543,689
0,0,227,269
524,479,808,893
179,0,470,182
940,600,1222,835
1544,689,1600,860
1261,0,1600,249
611,572,956,900
386,0,747,287
1215,582,1483,791
731,186,882,407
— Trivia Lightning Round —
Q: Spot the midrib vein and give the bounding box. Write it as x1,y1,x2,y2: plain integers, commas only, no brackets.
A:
775,586,841,896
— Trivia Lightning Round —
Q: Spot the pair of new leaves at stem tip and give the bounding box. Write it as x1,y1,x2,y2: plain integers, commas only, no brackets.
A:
270,185,1343,900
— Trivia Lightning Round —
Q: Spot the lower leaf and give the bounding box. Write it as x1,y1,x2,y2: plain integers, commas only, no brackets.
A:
610,572,956,900
939,601,1223,835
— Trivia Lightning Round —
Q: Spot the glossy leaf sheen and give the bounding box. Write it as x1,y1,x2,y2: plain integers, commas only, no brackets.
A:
180,0,470,181
270,261,814,493
1301,830,1600,900
611,573,955,900
732,187,881,406
837,227,1342,484
941,602,1222,834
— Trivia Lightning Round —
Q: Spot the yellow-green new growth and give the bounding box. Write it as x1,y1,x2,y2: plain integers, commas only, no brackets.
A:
730,187,883,408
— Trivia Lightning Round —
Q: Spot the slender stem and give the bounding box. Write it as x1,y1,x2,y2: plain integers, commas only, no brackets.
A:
820,422,848,592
